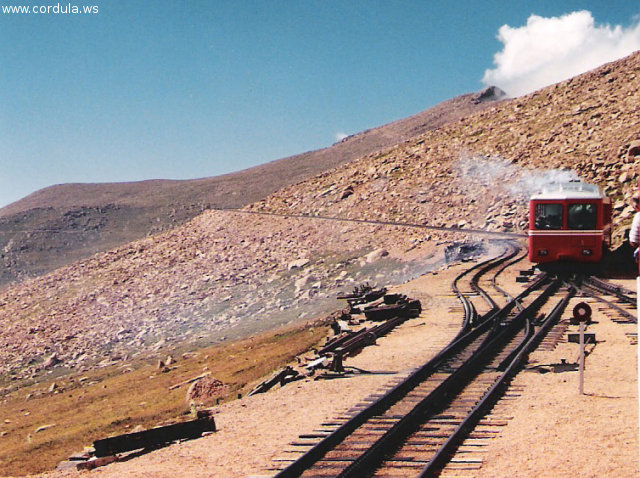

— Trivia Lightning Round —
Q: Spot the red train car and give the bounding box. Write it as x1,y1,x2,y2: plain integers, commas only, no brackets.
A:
528,180,612,264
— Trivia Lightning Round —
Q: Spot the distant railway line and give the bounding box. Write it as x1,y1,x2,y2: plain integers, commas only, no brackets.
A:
218,208,528,240
0,207,527,240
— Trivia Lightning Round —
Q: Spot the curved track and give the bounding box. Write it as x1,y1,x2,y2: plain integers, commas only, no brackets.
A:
571,276,637,324
451,241,523,332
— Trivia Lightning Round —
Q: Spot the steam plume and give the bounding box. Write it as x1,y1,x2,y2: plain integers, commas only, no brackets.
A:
456,153,581,201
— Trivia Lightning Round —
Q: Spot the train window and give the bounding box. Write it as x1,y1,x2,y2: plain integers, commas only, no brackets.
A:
535,203,563,229
567,203,597,230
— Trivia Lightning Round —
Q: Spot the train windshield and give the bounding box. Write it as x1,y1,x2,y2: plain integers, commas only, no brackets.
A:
567,203,597,230
535,203,563,229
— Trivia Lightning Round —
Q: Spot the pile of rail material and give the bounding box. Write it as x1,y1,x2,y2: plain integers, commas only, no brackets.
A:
249,285,422,395
339,284,421,319
337,283,388,306
321,285,421,372
362,293,422,321
248,366,303,396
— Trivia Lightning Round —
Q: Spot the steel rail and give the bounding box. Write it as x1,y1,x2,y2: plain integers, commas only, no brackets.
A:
574,283,637,323
216,207,528,239
490,244,528,309
418,282,573,476
337,278,562,478
469,240,525,314
451,246,514,332
274,250,516,478
473,270,549,335
274,254,548,478
273,313,494,478
469,244,516,313
0,206,530,239
581,276,636,305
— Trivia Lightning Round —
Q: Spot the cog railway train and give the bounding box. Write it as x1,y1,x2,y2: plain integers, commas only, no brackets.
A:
528,180,612,266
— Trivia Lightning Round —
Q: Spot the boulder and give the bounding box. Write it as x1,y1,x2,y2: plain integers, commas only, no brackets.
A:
186,376,227,405
34,424,55,433
474,85,507,103
340,186,354,199
364,249,389,264
295,274,313,293
627,140,640,160
42,353,60,369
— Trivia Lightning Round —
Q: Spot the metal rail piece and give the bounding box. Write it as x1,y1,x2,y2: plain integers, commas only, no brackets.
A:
419,281,572,476
573,281,637,324
581,276,636,305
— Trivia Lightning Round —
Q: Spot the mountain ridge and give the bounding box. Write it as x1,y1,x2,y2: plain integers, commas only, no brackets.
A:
0,88,504,287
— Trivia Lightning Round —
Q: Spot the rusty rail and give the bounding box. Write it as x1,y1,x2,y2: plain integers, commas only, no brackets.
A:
418,280,571,476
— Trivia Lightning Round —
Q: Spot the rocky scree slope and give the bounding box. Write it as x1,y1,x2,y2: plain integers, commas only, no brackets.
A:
0,89,502,288
249,51,640,245
2,52,639,388
0,210,445,386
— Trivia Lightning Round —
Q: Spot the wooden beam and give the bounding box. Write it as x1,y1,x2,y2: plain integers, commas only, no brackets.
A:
93,411,216,457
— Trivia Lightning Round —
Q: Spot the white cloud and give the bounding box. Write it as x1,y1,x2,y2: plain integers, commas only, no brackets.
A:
334,132,349,142
482,11,640,97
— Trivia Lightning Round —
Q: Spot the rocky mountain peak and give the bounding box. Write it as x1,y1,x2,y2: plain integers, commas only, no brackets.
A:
474,85,508,103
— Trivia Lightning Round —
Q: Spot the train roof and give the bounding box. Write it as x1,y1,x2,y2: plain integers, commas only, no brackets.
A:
530,181,604,200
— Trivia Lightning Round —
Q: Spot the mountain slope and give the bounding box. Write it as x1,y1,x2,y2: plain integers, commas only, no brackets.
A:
1,51,639,386
250,52,640,243
0,88,504,286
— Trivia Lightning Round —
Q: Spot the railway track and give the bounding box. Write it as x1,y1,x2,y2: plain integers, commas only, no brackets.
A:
220,208,527,240
272,244,576,477
573,276,637,324
452,241,529,325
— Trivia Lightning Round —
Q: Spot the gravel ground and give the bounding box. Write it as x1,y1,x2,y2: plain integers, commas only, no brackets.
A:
473,283,638,477
41,257,638,478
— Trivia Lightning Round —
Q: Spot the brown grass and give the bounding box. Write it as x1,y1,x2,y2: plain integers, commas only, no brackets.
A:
0,321,329,476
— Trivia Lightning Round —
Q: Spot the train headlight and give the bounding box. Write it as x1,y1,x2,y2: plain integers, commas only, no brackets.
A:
581,249,593,256
537,249,548,256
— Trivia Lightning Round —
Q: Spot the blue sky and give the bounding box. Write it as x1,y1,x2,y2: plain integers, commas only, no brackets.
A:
1,1,639,208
